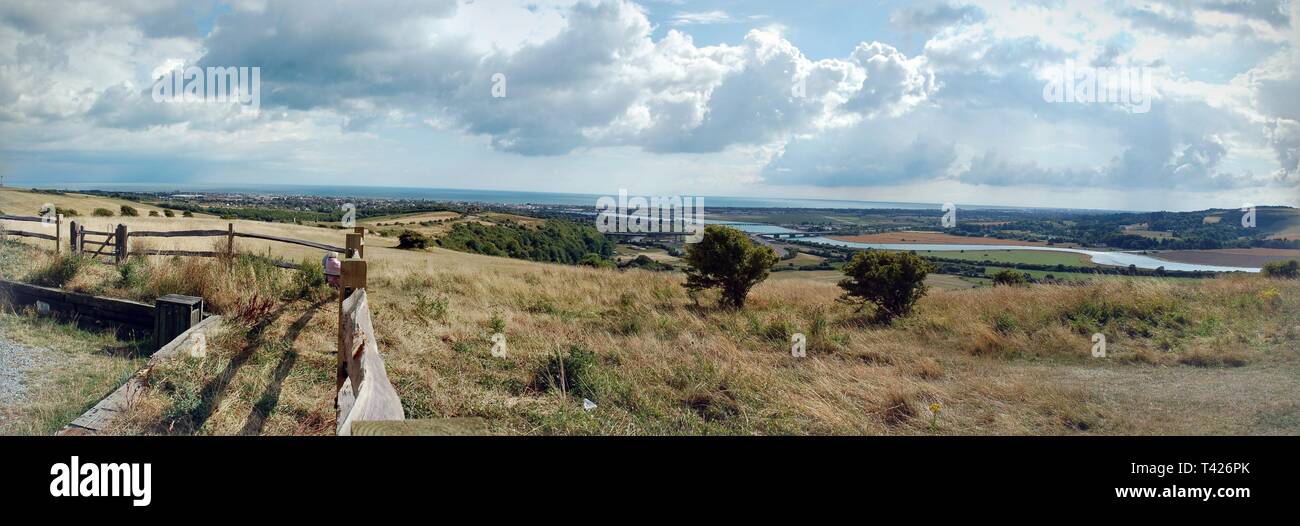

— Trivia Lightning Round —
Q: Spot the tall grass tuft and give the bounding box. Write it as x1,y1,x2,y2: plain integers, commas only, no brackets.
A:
25,253,89,287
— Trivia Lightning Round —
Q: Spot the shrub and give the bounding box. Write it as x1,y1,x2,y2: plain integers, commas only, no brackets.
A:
117,257,148,290
682,225,779,308
92,208,114,217
837,250,931,322
529,346,598,399
992,269,1030,286
25,254,89,287
578,253,614,268
1261,259,1299,279
163,209,175,218
182,211,194,218
414,292,450,322
119,205,139,217
37,205,79,217
148,210,159,217
397,230,431,249
291,258,331,301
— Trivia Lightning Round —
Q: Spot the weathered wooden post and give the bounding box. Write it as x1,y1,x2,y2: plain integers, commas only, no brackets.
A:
226,223,234,256
68,220,78,255
338,257,367,392
77,224,85,253
114,224,128,264
154,294,204,352
55,214,62,254
354,226,366,258
345,232,364,259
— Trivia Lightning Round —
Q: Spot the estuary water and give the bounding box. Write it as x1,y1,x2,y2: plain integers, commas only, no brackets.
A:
714,222,1260,273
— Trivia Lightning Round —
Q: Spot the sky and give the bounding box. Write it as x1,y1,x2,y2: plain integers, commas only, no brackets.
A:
0,0,1298,211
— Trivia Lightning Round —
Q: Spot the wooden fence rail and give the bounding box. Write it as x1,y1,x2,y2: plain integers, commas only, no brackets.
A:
335,263,404,436
131,229,229,238
1,213,63,253
55,221,362,264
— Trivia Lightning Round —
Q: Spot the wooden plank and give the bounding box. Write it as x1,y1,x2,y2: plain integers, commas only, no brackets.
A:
82,239,113,246
130,249,220,257
0,279,154,328
129,229,229,238
234,231,348,253
82,229,112,236
2,230,57,241
0,214,45,222
351,418,491,436
60,316,224,435
336,289,404,435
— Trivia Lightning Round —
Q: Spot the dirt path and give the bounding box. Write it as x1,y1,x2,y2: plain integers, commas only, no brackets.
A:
0,335,55,428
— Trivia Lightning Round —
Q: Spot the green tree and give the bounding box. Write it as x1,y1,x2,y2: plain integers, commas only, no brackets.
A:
992,269,1030,286
119,205,139,217
163,209,175,218
837,250,931,322
1262,259,1299,279
682,225,778,308
92,208,114,217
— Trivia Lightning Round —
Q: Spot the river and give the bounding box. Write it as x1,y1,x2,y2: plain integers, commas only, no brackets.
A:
715,222,1260,273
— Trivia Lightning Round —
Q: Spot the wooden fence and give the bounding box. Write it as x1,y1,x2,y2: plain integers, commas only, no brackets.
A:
0,214,63,253
335,259,404,435
6,214,416,434
39,220,365,267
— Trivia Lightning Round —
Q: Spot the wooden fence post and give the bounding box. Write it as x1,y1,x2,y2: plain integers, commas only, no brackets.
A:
354,226,366,258
114,224,128,264
338,257,368,392
77,224,85,253
55,214,62,255
345,232,364,259
68,221,78,254
226,223,234,256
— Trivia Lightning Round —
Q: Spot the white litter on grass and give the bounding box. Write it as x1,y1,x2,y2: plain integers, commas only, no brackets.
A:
582,398,597,411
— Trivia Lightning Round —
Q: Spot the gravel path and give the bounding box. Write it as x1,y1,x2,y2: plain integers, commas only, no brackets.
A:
0,335,55,406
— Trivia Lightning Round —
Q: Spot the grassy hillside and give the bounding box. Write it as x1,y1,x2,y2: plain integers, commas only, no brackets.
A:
0,188,208,219
4,224,1297,435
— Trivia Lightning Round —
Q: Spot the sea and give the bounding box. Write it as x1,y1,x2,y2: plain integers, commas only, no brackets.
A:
13,182,1047,211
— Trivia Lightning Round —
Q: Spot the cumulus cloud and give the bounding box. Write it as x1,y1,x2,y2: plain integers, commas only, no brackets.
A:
0,0,1296,205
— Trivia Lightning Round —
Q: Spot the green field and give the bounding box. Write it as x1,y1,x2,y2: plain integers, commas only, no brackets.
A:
910,249,1096,267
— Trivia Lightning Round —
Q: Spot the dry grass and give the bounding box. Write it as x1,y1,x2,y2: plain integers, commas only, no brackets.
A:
0,310,147,435
108,246,1300,436
5,211,1299,436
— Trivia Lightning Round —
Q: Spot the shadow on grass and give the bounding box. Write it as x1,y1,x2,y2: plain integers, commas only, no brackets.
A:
238,300,328,435
161,306,288,434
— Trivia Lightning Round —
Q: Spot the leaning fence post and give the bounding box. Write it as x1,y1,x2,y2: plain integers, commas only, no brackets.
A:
114,224,128,265
226,223,234,256
338,257,368,393
55,214,62,254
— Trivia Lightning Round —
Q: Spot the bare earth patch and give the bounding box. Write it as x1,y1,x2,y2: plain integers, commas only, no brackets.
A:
1151,248,1300,268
